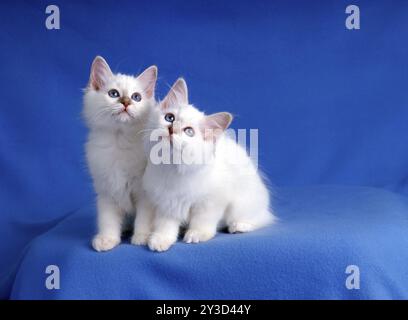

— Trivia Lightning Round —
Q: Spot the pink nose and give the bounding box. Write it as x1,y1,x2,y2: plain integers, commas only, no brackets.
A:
120,97,131,108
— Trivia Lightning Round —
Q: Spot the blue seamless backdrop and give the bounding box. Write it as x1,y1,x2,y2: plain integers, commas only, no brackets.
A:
1,0,408,299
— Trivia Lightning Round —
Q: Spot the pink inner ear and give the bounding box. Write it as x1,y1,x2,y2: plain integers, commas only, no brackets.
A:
161,78,188,109
202,112,233,140
205,112,233,131
137,66,157,99
161,92,177,110
89,57,113,90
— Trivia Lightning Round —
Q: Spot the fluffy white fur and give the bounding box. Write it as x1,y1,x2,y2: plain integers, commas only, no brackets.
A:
83,56,157,252
136,78,275,252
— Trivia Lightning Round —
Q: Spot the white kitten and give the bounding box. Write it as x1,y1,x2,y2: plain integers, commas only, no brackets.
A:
136,78,275,252
83,56,157,252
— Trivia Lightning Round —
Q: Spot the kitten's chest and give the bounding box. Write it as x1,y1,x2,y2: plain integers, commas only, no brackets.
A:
90,129,143,162
111,131,144,170
143,164,210,218
86,129,146,192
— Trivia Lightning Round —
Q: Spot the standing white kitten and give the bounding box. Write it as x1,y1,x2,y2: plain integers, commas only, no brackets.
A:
83,56,157,252
136,78,274,252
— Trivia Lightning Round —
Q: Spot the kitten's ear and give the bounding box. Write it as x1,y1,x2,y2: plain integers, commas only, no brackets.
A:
202,112,233,140
137,65,158,99
89,56,113,90
161,78,188,109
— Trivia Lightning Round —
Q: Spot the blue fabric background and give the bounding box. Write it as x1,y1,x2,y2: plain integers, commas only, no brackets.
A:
1,0,408,299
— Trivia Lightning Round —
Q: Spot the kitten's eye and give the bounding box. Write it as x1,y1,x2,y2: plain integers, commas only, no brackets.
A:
108,89,120,98
164,113,175,123
184,127,195,137
131,92,142,102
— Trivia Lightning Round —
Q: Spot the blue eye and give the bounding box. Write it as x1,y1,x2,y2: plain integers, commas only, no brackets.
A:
184,127,195,137
165,113,175,123
108,89,120,98
131,92,142,102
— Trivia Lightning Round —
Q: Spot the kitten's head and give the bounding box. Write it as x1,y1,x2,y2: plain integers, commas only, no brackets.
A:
146,78,232,166
83,56,157,127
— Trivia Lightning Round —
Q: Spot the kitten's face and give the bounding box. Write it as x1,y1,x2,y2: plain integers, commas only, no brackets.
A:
154,102,207,157
83,56,157,127
147,78,232,165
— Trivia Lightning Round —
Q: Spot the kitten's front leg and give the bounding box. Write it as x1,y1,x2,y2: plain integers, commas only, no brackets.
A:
92,196,124,252
148,214,181,252
131,197,154,246
184,202,224,244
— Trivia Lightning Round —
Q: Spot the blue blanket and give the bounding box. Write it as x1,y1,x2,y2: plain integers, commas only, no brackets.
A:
10,186,408,299
1,0,408,299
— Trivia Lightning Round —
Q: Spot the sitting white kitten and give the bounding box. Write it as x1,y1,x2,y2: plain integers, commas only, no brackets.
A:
83,56,157,252
136,78,274,252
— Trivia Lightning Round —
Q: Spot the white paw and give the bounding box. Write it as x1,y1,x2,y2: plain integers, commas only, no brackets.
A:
131,232,150,246
92,234,120,252
228,221,255,233
148,234,176,252
183,229,215,243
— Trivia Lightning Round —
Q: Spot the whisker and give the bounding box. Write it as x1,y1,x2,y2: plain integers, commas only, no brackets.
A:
89,106,114,122
136,128,154,136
